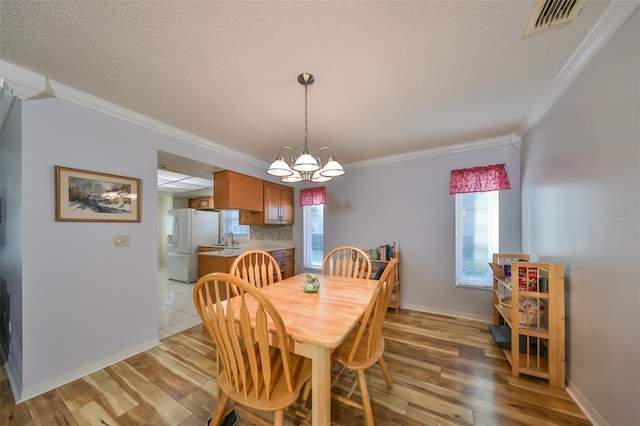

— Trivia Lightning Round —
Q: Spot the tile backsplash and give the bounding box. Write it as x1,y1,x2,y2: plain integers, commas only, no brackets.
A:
250,225,293,241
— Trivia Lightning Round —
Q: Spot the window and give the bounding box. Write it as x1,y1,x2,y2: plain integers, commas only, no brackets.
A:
303,204,324,269
220,210,249,240
455,190,499,288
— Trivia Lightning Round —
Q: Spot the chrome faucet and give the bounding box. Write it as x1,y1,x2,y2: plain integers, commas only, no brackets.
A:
227,232,238,247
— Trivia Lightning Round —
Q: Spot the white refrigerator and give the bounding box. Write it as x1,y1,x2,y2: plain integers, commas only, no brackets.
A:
166,208,219,283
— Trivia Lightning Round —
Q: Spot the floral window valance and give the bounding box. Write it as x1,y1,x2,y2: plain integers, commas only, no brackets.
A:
299,186,326,206
450,163,511,194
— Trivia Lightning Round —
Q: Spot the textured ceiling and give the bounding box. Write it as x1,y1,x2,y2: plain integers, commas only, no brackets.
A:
0,1,612,168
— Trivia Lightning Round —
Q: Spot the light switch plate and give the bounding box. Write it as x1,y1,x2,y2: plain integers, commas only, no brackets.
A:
113,235,130,247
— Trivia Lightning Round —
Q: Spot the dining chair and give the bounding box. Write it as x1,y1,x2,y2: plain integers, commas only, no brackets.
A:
330,258,397,426
193,272,312,426
229,249,282,292
322,246,372,279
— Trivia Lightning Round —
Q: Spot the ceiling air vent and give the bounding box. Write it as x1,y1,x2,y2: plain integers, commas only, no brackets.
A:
158,164,185,174
524,0,586,35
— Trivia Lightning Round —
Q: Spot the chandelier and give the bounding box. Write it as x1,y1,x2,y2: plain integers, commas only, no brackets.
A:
267,73,345,183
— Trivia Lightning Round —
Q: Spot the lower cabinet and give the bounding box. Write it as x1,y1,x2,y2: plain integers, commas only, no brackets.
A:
197,249,294,297
198,246,223,253
270,248,295,279
198,254,239,300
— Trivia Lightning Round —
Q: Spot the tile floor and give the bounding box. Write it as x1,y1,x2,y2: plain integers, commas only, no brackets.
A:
157,266,202,339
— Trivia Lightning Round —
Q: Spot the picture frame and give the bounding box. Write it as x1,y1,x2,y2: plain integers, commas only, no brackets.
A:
55,166,141,222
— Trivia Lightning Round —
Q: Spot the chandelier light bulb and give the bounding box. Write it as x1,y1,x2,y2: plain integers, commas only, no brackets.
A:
267,157,294,177
319,157,346,177
281,169,303,183
311,169,333,183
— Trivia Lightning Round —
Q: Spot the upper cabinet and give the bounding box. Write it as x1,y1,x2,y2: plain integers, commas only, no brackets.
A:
240,181,294,225
263,182,294,224
188,196,215,210
213,170,263,212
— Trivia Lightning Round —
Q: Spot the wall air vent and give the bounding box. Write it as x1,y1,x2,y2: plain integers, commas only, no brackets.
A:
524,0,586,35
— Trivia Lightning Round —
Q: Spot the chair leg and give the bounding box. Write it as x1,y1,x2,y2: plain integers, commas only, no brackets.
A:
299,380,312,408
356,370,375,426
331,363,347,387
209,393,230,425
274,409,285,426
377,356,393,388
346,373,359,398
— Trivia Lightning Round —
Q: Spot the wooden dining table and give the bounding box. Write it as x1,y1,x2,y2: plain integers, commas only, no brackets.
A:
225,272,379,426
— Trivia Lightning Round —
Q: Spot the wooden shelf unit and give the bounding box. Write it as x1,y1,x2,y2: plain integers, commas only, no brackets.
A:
492,253,565,388
369,251,400,314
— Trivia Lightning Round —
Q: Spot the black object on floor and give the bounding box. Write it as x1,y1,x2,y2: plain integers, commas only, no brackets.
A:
489,325,547,356
205,409,239,426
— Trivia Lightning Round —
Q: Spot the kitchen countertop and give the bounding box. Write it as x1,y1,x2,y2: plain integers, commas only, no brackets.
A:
198,241,294,257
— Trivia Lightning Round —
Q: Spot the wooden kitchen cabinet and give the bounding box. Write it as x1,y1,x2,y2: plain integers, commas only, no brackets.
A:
264,182,294,224
189,196,215,210
198,253,238,301
270,248,295,279
199,254,238,277
197,246,223,253
240,182,294,225
213,170,263,211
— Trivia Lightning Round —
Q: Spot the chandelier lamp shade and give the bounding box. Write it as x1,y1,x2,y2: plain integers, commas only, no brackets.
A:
267,73,346,183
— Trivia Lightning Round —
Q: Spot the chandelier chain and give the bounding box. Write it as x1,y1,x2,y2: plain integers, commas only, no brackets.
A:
304,81,309,151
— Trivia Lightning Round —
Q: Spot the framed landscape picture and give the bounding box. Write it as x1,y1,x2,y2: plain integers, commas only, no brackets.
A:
55,166,141,222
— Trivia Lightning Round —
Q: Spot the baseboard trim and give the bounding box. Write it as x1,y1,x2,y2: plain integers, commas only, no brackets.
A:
400,303,492,323
566,380,608,426
15,338,160,403
402,304,609,425
1,339,23,405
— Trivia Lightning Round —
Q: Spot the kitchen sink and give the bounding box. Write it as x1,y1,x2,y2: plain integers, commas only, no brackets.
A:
219,248,244,256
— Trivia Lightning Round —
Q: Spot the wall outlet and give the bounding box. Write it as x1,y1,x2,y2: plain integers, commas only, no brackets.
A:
113,235,130,247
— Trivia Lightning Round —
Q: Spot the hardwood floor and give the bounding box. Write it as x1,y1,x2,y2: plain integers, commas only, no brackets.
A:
1,310,590,425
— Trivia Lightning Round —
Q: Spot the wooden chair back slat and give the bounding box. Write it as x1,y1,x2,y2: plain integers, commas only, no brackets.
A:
230,250,282,292
194,273,293,401
322,246,372,279
346,258,397,362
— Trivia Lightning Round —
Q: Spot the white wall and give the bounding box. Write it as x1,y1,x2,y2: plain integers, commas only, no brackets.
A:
20,98,159,397
322,141,521,320
0,98,23,379
9,96,266,401
521,8,640,426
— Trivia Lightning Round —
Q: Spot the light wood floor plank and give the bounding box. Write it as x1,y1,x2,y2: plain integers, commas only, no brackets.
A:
81,369,139,416
25,389,78,426
1,309,591,425
108,361,192,425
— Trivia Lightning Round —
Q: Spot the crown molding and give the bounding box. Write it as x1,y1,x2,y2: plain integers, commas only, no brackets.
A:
0,60,55,100
3,0,635,170
0,60,264,168
48,80,265,168
510,134,522,149
514,0,640,138
345,135,516,170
